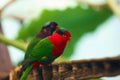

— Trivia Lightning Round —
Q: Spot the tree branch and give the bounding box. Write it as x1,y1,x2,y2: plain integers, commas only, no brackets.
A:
107,0,120,17
0,34,27,51
10,56,120,80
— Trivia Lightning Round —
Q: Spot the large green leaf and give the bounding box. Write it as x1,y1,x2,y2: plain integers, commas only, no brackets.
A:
17,6,112,58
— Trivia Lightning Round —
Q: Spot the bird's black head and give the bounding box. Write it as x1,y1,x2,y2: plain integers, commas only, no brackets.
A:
43,21,58,29
37,21,59,38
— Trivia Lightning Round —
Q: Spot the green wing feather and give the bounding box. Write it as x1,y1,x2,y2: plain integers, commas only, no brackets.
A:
19,38,56,79
25,37,41,59
30,38,56,64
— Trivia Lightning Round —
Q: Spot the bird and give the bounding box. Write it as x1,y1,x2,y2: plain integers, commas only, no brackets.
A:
17,21,59,79
20,28,71,80
18,24,71,80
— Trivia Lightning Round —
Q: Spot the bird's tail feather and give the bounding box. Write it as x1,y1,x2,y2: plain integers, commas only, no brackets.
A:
17,60,32,78
20,64,33,80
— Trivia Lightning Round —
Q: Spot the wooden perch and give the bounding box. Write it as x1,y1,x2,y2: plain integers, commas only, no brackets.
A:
10,56,120,80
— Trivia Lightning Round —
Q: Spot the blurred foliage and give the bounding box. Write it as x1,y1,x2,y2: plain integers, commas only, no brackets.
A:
17,5,112,59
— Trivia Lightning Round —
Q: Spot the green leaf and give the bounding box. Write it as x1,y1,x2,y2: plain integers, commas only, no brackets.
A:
17,6,112,59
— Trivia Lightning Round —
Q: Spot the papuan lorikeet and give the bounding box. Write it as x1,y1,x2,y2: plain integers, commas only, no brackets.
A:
19,28,71,80
17,22,59,78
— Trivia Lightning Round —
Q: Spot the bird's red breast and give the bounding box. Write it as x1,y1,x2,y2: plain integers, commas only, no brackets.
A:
48,32,69,57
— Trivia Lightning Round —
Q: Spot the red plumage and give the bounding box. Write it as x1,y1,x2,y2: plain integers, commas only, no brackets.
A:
48,30,71,57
